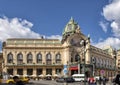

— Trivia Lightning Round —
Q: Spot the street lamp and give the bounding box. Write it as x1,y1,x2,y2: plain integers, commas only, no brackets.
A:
80,36,90,85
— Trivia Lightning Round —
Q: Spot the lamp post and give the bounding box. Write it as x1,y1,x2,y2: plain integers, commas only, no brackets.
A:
80,40,88,85
78,57,80,74
92,57,95,77
80,35,90,85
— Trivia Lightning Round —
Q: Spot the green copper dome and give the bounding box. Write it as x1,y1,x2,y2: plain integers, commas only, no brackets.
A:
62,17,80,36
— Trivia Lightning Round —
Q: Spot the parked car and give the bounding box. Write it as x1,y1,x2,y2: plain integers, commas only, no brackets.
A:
64,77,75,83
112,74,120,85
45,76,52,80
56,77,65,83
56,77,75,83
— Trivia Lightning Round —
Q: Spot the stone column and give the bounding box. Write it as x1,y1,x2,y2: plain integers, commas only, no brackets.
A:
86,43,91,64
23,68,27,75
52,67,55,75
14,68,17,75
43,67,46,76
33,68,36,75
52,52,55,64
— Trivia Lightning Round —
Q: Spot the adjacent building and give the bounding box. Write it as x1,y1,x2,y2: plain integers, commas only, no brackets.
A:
2,18,116,78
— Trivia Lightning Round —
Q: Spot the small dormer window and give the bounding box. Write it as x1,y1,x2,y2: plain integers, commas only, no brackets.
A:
67,24,72,31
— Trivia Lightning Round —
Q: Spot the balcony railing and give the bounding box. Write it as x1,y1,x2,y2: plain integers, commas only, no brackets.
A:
6,62,63,67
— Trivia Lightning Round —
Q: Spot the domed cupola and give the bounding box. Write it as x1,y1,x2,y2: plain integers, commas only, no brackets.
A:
62,17,80,35
62,17,81,43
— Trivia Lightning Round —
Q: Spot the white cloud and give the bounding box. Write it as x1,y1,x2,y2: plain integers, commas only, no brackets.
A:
0,16,41,42
99,21,109,33
93,37,120,49
102,0,120,37
102,0,120,21
46,35,62,40
95,0,120,49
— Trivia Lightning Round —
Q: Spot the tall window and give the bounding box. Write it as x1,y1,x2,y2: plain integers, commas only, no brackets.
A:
17,69,23,75
17,53,23,64
7,53,13,63
27,53,33,63
7,69,13,75
27,69,33,75
55,53,61,64
46,53,52,65
75,54,80,62
36,53,42,64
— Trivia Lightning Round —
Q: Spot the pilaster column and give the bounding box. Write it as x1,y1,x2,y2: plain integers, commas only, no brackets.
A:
42,52,46,64
23,51,27,64
33,51,36,63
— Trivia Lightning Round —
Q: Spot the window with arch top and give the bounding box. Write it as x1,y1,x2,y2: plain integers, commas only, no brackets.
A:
27,52,33,63
17,53,23,64
46,53,52,65
7,53,13,63
36,53,42,63
75,54,80,62
55,53,61,64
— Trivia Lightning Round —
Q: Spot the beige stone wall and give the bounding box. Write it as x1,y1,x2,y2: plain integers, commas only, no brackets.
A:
2,37,116,78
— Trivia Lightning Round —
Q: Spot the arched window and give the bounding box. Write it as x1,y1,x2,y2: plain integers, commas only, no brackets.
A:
55,53,61,64
17,53,23,64
46,53,52,65
27,53,33,63
36,53,42,63
7,53,13,63
75,54,80,62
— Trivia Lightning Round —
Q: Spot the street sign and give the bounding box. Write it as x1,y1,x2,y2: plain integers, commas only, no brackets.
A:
100,70,105,74
63,65,68,75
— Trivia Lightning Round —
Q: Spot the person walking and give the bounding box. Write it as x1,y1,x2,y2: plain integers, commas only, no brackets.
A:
13,76,25,85
88,76,96,85
99,76,102,85
102,76,106,85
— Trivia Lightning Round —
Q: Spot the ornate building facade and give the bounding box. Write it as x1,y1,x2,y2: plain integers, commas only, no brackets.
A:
0,53,3,74
2,18,116,78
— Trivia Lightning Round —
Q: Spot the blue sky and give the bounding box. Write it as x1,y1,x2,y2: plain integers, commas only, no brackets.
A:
0,0,120,51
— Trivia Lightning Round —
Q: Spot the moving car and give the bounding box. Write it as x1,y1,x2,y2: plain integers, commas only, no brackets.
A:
6,77,29,84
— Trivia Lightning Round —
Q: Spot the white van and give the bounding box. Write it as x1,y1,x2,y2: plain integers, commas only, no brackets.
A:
72,74,85,82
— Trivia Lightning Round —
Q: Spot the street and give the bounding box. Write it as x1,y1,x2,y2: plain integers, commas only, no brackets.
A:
27,80,115,85
0,80,114,85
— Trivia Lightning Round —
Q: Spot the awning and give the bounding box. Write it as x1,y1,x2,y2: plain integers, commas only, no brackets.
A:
69,66,78,70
